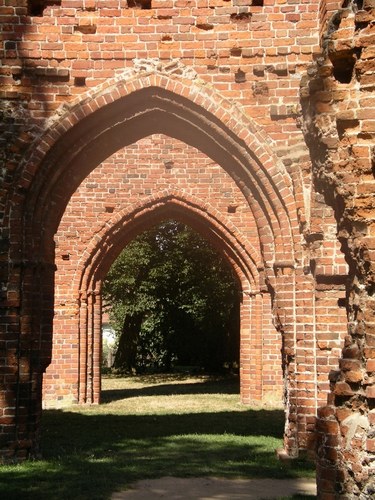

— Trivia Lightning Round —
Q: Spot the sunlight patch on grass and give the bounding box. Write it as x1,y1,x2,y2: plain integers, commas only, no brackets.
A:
98,374,282,415
100,394,242,414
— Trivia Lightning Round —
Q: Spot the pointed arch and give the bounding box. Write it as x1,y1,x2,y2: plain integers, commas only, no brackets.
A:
52,191,275,407
72,190,262,297
10,72,299,272
11,72,296,445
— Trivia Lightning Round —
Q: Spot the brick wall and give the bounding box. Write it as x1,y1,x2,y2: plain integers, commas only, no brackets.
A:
0,4,368,498
319,0,346,36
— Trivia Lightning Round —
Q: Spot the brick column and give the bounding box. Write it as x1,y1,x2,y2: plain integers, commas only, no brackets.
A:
92,291,102,404
240,292,263,403
1,259,54,461
78,290,101,405
273,264,317,456
78,292,88,404
261,292,283,402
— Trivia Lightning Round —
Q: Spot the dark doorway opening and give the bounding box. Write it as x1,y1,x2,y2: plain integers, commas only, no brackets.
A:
101,219,240,378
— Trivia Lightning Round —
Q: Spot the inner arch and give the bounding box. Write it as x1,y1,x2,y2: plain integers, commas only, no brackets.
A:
45,132,284,408
77,194,261,295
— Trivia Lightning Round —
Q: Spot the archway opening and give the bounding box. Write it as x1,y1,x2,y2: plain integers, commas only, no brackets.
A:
44,129,281,409
12,81,297,462
101,219,241,379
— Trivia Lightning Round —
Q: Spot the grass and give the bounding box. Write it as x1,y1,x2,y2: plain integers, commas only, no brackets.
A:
0,374,315,499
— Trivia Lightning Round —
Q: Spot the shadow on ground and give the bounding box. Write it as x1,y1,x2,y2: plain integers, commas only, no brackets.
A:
1,376,314,500
1,407,315,500
101,375,240,403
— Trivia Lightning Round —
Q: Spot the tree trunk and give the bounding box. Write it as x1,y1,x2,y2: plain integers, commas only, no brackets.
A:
113,314,143,373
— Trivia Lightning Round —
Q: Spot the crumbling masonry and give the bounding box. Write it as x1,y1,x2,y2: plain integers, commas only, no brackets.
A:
0,1,374,497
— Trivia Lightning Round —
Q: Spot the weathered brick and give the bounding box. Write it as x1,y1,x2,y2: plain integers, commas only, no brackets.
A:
0,2,374,499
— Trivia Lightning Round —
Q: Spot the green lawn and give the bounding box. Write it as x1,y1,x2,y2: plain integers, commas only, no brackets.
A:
1,374,315,499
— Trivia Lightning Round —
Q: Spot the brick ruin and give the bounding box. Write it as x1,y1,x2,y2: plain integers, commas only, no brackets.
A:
45,134,284,407
0,0,374,497
302,1,375,496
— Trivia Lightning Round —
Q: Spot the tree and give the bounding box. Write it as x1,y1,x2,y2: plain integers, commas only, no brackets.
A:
102,219,240,373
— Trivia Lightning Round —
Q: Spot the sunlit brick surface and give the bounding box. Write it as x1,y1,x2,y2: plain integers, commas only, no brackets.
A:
1,2,374,497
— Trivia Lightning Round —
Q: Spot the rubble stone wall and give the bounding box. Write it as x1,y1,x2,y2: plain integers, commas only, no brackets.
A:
301,0,375,497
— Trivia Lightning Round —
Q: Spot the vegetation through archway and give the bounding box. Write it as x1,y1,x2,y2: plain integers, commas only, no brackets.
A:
102,219,240,375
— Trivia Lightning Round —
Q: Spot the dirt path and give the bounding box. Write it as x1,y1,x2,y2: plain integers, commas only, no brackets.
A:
112,476,317,499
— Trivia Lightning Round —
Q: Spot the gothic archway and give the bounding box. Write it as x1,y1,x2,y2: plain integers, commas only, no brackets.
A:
5,75,305,458
45,191,272,407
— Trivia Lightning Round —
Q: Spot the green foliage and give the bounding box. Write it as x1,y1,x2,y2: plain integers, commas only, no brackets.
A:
102,220,240,373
